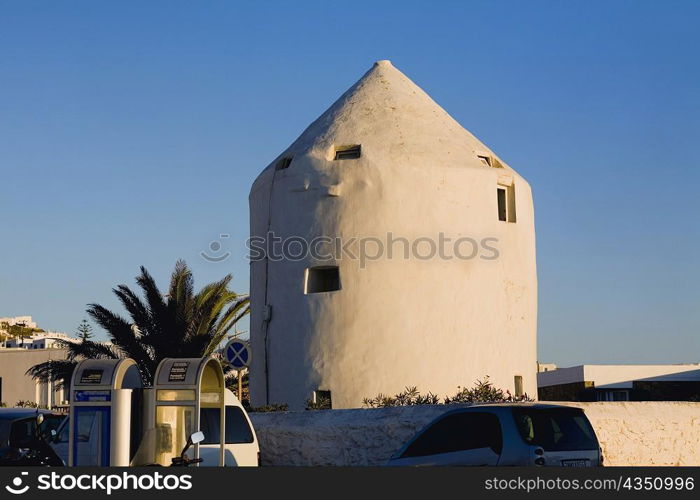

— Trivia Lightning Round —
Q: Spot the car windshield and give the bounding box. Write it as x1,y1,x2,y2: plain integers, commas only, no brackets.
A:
512,408,598,451
9,417,38,448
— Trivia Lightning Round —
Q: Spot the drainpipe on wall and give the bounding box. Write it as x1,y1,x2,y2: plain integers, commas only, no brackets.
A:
262,167,278,405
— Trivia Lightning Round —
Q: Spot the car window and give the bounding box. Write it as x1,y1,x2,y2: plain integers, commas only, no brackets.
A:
9,418,37,448
54,419,69,444
40,415,65,439
401,412,502,458
200,407,254,445
513,408,598,451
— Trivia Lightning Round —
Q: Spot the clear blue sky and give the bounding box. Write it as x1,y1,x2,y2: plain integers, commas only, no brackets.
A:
1,0,698,366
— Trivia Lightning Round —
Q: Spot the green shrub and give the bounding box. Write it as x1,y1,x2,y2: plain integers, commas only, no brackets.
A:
363,377,534,408
245,402,289,413
363,386,440,408
14,400,48,409
305,395,332,410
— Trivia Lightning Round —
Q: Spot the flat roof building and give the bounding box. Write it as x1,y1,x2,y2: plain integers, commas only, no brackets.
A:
538,364,700,401
0,348,69,408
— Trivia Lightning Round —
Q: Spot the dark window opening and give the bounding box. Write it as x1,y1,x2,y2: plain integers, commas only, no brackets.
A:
313,390,332,409
401,412,503,458
497,185,516,223
305,266,340,293
276,157,293,170
334,145,361,160
497,187,507,221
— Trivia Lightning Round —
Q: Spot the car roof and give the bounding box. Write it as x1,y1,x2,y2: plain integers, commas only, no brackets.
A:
467,403,582,410
0,408,59,419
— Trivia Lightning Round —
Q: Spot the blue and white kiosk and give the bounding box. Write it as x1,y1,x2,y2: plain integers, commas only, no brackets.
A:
68,358,143,466
151,357,225,466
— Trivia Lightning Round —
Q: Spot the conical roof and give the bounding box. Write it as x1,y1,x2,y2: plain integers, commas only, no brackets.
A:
275,60,509,172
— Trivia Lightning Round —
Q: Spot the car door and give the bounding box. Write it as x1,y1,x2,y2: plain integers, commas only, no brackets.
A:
389,411,502,466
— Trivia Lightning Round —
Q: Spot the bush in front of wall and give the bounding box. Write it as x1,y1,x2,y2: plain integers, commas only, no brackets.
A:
305,395,332,410
14,400,48,409
245,402,289,413
362,386,441,408
363,377,534,408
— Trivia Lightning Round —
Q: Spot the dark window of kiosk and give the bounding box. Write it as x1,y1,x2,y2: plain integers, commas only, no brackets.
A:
200,407,255,444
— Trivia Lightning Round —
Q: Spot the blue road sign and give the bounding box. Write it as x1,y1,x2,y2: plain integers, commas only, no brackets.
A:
224,339,251,370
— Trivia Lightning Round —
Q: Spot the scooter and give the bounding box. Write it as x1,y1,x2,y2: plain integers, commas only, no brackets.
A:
170,431,205,467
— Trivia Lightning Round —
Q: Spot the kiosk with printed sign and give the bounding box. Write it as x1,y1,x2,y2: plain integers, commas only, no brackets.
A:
69,358,143,466
151,357,225,466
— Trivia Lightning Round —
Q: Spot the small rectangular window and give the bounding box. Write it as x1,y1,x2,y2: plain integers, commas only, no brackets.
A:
514,375,524,397
305,266,340,293
313,390,332,409
497,187,507,221
497,184,516,223
276,157,293,170
334,145,361,160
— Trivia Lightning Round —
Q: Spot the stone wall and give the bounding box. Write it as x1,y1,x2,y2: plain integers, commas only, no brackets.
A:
249,402,700,466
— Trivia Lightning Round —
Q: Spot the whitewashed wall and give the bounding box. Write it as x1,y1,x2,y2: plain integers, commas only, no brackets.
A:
250,402,700,466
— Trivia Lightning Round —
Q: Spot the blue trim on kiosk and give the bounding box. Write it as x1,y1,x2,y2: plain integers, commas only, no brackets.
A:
74,390,111,402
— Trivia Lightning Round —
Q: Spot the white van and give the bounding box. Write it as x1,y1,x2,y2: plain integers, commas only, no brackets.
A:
198,389,259,466
51,388,259,467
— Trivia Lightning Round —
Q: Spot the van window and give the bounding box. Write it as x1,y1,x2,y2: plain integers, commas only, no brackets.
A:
513,407,598,451
401,412,502,458
200,407,254,444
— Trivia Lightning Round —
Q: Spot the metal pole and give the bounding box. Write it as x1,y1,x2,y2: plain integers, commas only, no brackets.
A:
237,370,243,401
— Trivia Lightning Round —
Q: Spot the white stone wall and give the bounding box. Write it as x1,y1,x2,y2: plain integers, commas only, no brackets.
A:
250,402,700,466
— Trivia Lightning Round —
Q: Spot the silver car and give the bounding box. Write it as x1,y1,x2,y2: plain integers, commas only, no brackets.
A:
387,403,602,467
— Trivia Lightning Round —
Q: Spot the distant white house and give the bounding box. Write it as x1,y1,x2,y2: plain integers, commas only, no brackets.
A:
4,331,76,349
0,315,38,329
538,364,700,401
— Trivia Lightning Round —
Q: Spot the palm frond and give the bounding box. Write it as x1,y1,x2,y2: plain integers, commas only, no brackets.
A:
26,359,77,389
29,260,249,387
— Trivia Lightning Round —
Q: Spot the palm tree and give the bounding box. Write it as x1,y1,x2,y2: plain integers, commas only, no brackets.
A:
27,260,249,387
